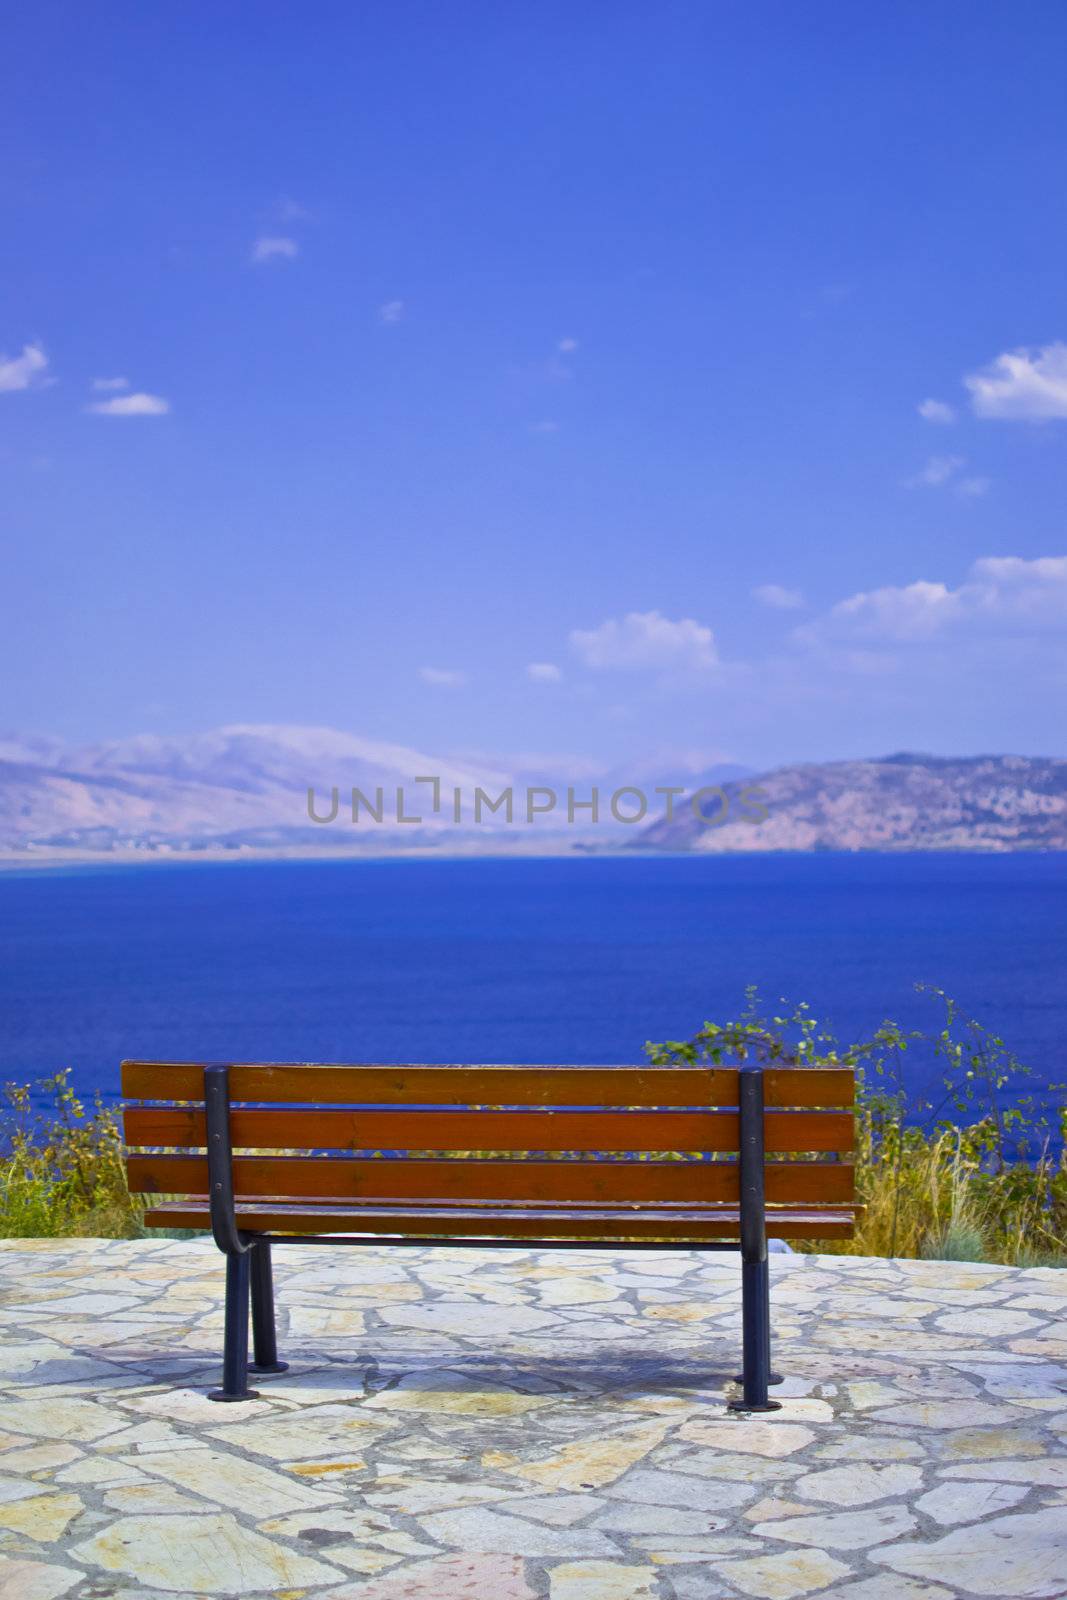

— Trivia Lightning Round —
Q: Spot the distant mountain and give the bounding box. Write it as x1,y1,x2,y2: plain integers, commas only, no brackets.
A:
1,733,1063,861
637,753,1067,853
0,725,512,858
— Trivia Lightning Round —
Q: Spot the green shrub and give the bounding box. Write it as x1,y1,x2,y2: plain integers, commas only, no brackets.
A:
0,1071,143,1239
647,985,1067,1267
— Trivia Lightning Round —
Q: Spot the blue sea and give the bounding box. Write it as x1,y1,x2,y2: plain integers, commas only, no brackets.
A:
1,854,1065,1125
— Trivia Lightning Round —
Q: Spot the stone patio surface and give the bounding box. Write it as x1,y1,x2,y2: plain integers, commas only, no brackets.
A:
0,1239,1064,1600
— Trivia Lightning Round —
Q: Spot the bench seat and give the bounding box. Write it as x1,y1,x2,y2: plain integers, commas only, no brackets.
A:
143,1198,857,1240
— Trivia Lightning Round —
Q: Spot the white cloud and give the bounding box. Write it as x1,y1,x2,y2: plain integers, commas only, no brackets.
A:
530,420,559,434
86,392,170,416
526,662,562,682
92,376,129,392
379,300,405,324
908,454,965,488
419,666,467,688
557,337,578,353
809,555,1067,644
918,398,956,424
570,610,717,672
0,343,48,392
957,476,991,498
753,584,805,610
964,341,1067,420
251,236,299,264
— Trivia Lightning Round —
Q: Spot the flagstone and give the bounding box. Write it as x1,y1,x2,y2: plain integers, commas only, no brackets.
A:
822,1578,956,1600
751,1502,916,1548
71,1510,345,1591
641,1302,725,1323
0,1440,80,1473
0,1340,72,1377
872,1506,1067,1596
667,1450,808,1483
0,1397,127,1442
940,1457,1067,1485
206,1405,393,1461
916,1478,1029,1524
938,1308,1044,1337
256,1506,435,1569
364,1370,555,1416
5,1238,1067,1599
55,1456,149,1486
538,1279,622,1306
633,1534,751,1565
325,1552,538,1599
501,1492,607,1524
364,1475,519,1513
101,1476,210,1514
935,1426,1047,1460
1011,1338,1067,1359
128,1443,346,1516
868,1399,1026,1429
0,1556,84,1599
116,1385,276,1423
743,1496,818,1521
678,1419,815,1456
714,1548,852,1598
288,1305,369,1337
604,1466,754,1512
831,1296,943,1322
813,1435,924,1461
548,1560,659,1598
377,1301,562,1336
967,1362,1067,1400
16,1293,147,1315
839,1380,907,1410
418,1503,621,1556
793,1462,923,1505
0,1491,84,1542
0,1476,51,1506
98,1417,193,1451
591,1501,729,1535
485,1419,672,1491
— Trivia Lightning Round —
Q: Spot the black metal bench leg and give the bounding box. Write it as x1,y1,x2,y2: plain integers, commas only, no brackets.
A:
733,1256,783,1386
731,1258,782,1411
209,1250,259,1402
729,1066,783,1413
250,1240,288,1375
762,1256,781,1386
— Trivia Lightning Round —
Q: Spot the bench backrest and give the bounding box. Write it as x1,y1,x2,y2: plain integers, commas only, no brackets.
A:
122,1062,855,1234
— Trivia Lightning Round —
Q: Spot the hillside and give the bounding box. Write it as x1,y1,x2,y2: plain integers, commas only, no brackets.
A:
0,725,741,860
1,734,1064,860
637,753,1067,852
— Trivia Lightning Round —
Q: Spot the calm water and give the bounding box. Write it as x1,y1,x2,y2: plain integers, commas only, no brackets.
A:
1,854,1065,1121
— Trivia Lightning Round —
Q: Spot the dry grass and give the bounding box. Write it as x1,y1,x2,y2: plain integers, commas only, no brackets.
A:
647,986,1066,1268
0,1073,143,1239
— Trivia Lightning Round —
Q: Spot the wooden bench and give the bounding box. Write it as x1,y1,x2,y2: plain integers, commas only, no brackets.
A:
122,1060,857,1411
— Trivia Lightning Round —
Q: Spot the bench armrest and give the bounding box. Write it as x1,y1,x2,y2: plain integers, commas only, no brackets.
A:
205,1066,251,1256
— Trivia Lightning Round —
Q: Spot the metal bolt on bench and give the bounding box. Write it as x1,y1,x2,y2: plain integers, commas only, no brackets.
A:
121,1058,858,1409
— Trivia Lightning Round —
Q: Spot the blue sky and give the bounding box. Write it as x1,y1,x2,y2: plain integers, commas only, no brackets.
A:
3,2,1067,773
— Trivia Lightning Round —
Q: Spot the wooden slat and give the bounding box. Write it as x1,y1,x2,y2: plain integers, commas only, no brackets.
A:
126,1153,854,1205
141,1200,856,1242
123,1106,853,1155
121,1061,854,1108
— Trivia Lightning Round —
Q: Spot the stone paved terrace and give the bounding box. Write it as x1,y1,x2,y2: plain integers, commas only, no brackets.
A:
0,1240,1065,1600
